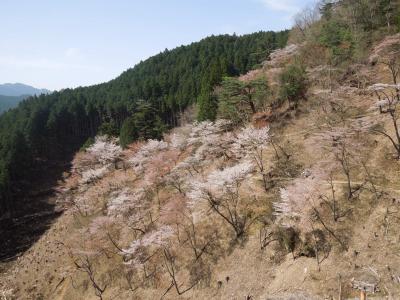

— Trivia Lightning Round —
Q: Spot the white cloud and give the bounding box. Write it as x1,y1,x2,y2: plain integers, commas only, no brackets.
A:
259,0,300,14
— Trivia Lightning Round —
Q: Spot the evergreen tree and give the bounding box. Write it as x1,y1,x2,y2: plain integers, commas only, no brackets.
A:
217,76,269,124
132,100,166,140
99,120,119,137
197,89,218,121
119,117,137,149
279,63,308,109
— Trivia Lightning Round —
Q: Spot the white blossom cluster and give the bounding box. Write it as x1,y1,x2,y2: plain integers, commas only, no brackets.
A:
123,225,174,257
170,133,188,150
86,135,121,165
88,216,113,235
367,83,400,92
195,131,236,160
76,116,275,267
208,161,255,193
273,168,327,229
264,44,299,67
233,125,270,157
188,160,254,207
129,139,168,173
171,156,203,179
107,188,147,218
311,118,373,155
80,164,111,184
367,83,400,111
78,136,121,184
188,119,232,146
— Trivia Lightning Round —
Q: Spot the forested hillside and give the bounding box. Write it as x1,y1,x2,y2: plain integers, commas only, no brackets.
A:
0,95,26,114
0,31,288,215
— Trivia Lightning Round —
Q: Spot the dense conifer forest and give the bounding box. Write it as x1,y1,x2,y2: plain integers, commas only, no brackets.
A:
0,31,289,215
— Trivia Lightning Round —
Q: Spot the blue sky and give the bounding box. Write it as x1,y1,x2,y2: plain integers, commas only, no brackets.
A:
0,0,315,90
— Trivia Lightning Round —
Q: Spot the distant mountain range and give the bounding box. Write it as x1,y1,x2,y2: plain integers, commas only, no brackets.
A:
0,83,51,97
0,95,28,114
0,83,51,114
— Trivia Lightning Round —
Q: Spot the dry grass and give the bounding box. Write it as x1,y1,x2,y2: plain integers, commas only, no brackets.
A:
3,34,400,300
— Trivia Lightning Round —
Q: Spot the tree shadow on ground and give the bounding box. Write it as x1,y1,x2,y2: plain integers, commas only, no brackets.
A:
0,158,72,262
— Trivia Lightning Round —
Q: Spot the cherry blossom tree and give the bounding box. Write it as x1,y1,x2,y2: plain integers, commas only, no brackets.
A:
187,119,232,146
273,168,327,231
180,213,218,262
380,53,400,87
122,225,174,264
293,3,320,37
175,156,202,176
188,161,255,238
187,119,235,161
319,174,351,222
195,131,236,161
129,139,168,174
86,135,121,165
80,165,111,184
233,125,271,191
107,188,147,219
162,247,200,297
169,132,188,150
142,148,181,209
77,136,122,185
274,167,347,250
73,255,108,300
165,171,186,194
85,215,127,256
369,83,400,158
159,194,187,226
310,119,373,199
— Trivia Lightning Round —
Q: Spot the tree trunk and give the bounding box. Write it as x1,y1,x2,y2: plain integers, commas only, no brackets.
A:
360,290,366,300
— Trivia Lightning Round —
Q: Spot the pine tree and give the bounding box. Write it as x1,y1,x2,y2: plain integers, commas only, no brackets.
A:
119,117,137,149
217,76,269,123
279,63,308,109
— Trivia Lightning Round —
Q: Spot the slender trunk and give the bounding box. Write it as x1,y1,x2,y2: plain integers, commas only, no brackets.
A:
262,174,269,192
346,170,353,200
313,207,347,251
390,112,400,157
249,100,256,114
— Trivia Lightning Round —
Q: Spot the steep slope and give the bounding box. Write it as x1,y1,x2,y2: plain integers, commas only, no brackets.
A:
2,2,400,299
2,34,400,299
